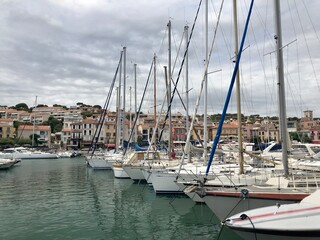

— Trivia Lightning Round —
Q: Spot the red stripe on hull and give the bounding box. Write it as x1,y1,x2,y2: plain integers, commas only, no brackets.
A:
206,191,309,200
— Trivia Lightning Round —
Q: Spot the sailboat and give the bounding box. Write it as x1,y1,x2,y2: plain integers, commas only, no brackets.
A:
122,53,174,182
187,0,320,222
224,190,320,240
111,47,130,178
146,1,213,194
87,50,123,170
147,1,258,194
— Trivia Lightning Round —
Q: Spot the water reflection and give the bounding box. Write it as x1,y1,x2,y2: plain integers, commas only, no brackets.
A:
0,158,241,240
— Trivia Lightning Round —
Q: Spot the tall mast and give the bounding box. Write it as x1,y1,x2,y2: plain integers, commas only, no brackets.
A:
203,0,208,162
233,0,244,174
122,46,126,149
168,20,172,159
115,86,120,150
274,0,289,177
153,53,157,146
134,63,138,143
116,50,123,151
185,25,191,162
129,86,132,139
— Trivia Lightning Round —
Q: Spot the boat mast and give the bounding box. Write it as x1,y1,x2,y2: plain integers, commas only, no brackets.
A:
122,46,126,149
129,86,132,139
116,50,123,151
168,20,172,159
115,86,120,151
153,53,157,147
274,0,289,177
205,0,254,176
233,0,244,174
185,25,191,162
203,0,208,162
134,63,137,143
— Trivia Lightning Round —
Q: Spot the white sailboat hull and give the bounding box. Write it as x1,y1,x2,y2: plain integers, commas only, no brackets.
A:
112,164,130,179
202,188,309,221
225,190,320,240
175,182,204,203
87,157,115,170
122,165,145,181
142,169,153,185
149,170,184,194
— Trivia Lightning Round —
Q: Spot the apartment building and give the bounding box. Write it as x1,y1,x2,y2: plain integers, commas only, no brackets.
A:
17,125,52,147
0,119,15,139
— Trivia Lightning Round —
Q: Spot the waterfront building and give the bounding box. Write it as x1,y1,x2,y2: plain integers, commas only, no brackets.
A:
60,113,83,149
0,118,16,139
2,103,320,149
103,111,117,147
211,119,238,142
17,125,52,147
310,126,320,144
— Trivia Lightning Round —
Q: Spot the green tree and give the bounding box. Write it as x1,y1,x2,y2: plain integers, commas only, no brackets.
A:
81,111,93,118
29,134,40,146
15,103,29,111
290,132,312,143
36,104,48,108
0,138,15,147
43,116,63,133
13,121,20,129
53,104,68,109
301,133,312,143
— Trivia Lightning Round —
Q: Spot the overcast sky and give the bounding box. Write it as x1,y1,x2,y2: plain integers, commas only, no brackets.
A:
0,0,319,118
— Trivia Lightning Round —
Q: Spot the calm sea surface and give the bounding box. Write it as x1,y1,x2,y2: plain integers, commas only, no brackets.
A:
0,157,241,240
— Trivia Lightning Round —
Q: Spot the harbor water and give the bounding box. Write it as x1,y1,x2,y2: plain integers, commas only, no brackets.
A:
0,157,241,240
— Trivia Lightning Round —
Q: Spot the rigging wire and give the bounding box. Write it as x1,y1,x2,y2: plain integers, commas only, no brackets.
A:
88,51,122,156
182,0,227,175
287,0,303,118
205,0,254,175
268,52,277,116
284,45,307,119
302,0,320,43
210,0,232,60
155,26,185,113
123,59,154,157
158,0,203,142
247,41,254,113
241,0,276,116
293,0,320,91
171,24,185,112
208,0,230,114
262,0,272,117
